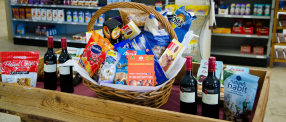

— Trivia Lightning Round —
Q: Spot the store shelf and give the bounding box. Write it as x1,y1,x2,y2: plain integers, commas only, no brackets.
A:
277,26,286,29
274,43,286,46
211,47,267,59
12,32,86,44
278,9,286,12
12,18,103,26
274,58,286,63
212,33,269,39
215,14,271,19
10,3,119,10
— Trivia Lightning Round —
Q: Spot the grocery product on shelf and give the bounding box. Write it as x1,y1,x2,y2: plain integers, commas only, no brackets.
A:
230,3,235,15
52,9,58,21
47,9,52,21
240,4,246,15
264,4,270,16
235,3,240,15
25,8,31,19
245,3,251,15
34,25,57,36
73,11,78,22
240,45,251,54
12,8,19,19
212,28,231,34
253,46,264,55
253,4,258,15
119,8,149,27
79,11,84,23
66,10,72,22
85,11,91,23
72,33,86,41
257,4,264,16
41,8,46,20
16,24,25,35
58,9,65,21
98,13,105,24
19,8,25,19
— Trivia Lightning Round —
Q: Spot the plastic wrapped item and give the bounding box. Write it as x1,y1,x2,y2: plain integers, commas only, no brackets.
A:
119,8,149,27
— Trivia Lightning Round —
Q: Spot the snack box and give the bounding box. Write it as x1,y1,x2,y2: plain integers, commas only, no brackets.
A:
253,46,264,55
36,8,41,20
232,26,244,34
240,45,251,54
41,9,46,20
19,8,25,19
243,26,253,35
46,9,52,21
212,28,231,34
12,8,19,19
73,33,86,41
122,21,141,40
58,9,64,22
257,27,269,36
103,19,122,45
52,9,58,21
25,8,31,19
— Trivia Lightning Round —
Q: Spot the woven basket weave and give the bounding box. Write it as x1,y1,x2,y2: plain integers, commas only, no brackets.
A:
83,2,178,108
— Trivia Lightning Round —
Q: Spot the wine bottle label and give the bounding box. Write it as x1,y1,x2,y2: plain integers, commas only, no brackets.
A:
180,91,195,103
202,89,219,105
59,66,70,75
44,64,57,72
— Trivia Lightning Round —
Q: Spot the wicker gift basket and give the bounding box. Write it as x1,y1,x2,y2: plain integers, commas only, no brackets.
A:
83,2,178,108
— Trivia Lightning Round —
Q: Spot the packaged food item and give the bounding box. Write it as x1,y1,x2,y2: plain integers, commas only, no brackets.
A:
58,9,64,21
257,4,264,16
195,5,209,16
122,21,141,40
125,0,130,2
71,0,78,6
254,19,264,33
17,0,23,4
240,4,246,15
230,3,236,15
77,48,85,57
212,28,231,34
78,0,84,6
220,66,249,88
31,8,35,20
85,11,91,23
235,3,240,15
119,8,149,27
72,33,86,40
165,4,177,15
73,11,78,22
52,9,57,21
41,9,46,20
19,8,25,19
264,4,270,16
103,18,122,45
16,24,25,35
256,27,269,36
245,3,251,15
186,5,197,13
23,0,28,4
114,48,145,85
12,8,19,19
79,11,84,23
25,8,31,19
46,9,52,21
232,18,244,34
159,39,186,74
98,50,121,84
36,8,41,20
240,45,251,54
171,6,196,43
113,39,131,50
253,4,258,15
68,47,81,57
127,55,155,86
66,11,72,22
223,71,259,122
253,46,264,55
98,13,105,24
1,51,39,87
35,25,41,36
91,0,98,6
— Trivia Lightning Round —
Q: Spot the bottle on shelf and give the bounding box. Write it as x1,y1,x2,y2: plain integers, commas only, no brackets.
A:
180,56,197,115
202,57,220,119
59,37,74,93
44,36,58,90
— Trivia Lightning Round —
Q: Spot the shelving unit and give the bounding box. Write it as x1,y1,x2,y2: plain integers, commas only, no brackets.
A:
12,18,103,26
211,0,275,67
269,0,286,68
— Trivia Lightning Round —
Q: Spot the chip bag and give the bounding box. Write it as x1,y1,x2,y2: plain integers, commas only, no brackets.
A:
1,51,39,87
79,32,113,78
171,6,197,43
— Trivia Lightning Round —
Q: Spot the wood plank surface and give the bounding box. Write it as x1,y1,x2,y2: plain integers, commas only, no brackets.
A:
0,82,225,122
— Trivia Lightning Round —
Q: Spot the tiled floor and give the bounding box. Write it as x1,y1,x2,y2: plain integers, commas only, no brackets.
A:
1,0,286,121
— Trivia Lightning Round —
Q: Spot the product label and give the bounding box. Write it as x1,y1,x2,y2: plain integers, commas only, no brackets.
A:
59,66,70,75
44,64,56,72
180,91,195,103
202,91,219,105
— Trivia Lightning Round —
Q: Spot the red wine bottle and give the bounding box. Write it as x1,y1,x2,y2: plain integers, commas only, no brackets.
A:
59,37,74,93
202,57,220,119
44,36,58,90
180,56,197,115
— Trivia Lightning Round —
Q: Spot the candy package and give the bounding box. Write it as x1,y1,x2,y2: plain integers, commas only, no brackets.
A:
1,51,39,87
119,8,149,27
171,6,197,43
114,48,145,85
98,50,121,84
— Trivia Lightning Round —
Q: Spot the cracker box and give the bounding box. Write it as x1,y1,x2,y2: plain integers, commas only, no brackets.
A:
19,8,25,19
47,9,52,21
128,55,155,86
52,9,58,21
240,45,251,54
41,9,46,20
58,9,64,21
253,46,264,55
36,8,41,20
103,19,122,45
25,8,31,19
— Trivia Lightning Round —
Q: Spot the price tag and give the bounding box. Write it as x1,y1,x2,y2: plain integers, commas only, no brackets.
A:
22,4,27,6
12,19,16,20
67,40,71,42
256,56,264,59
25,36,30,39
243,16,251,18
39,4,43,7
33,4,37,6
245,35,251,37
28,4,32,6
16,36,20,38
58,39,61,41
11,4,15,5
87,7,93,9
51,5,56,7
33,20,37,22
35,37,39,40
71,22,76,24
57,21,63,23
82,41,86,44
25,19,29,21
224,15,232,17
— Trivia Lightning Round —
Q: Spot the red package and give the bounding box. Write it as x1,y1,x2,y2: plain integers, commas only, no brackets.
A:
254,19,264,33
232,26,244,34
253,46,264,55
240,45,251,54
232,19,245,34
0,51,39,87
243,27,253,34
256,27,269,36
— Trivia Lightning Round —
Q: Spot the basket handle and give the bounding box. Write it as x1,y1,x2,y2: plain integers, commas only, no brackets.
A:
87,2,178,40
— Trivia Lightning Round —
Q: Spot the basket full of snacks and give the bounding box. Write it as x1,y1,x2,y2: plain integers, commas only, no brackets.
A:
76,2,196,108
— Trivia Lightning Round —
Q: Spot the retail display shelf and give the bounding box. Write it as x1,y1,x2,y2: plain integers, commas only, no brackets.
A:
278,9,286,12
277,26,286,29
12,18,103,26
273,43,286,46
211,47,267,59
274,58,286,63
211,33,269,39
215,14,271,19
10,4,119,10
13,33,87,44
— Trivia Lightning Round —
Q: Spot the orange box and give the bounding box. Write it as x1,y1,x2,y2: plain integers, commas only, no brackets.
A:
127,55,155,87
212,28,231,34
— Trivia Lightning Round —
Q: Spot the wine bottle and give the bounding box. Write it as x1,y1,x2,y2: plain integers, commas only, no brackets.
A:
180,56,197,115
44,36,58,90
202,57,220,119
59,37,74,93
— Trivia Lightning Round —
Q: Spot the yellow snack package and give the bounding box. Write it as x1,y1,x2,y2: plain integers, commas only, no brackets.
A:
186,5,197,13
195,5,209,16
165,4,177,14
